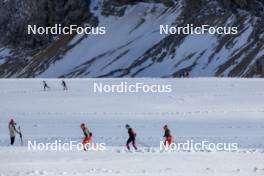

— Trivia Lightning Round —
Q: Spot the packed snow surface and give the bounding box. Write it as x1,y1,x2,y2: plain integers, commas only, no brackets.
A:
0,78,264,176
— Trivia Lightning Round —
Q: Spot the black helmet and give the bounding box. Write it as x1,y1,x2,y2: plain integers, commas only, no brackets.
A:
125,124,130,128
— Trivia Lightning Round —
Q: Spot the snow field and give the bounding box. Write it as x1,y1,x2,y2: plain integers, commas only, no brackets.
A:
0,78,264,176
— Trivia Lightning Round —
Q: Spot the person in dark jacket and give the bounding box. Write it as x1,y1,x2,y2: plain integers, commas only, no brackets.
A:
125,124,137,151
61,80,68,91
163,125,173,145
43,81,50,91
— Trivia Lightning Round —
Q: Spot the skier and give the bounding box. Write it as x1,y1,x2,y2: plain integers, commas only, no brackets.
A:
43,81,50,91
80,123,92,150
61,80,68,91
163,125,173,146
184,70,190,78
8,119,21,145
125,124,137,151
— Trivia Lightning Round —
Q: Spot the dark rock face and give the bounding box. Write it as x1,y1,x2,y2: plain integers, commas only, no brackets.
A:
222,0,264,15
1,0,261,48
101,0,175,17
0,0,263,78
0,0,92,48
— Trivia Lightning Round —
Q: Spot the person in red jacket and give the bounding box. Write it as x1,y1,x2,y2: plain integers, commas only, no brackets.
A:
163,125,173,145
125,124,138,151
80,123,92,150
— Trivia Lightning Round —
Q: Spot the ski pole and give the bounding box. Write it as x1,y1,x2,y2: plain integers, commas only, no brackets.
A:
18,126,23,146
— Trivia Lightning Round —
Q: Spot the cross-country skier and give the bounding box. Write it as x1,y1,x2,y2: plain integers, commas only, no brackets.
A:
163,125,173,145
8,119,21,145
61,80,68,91
184,70,190,78
125,124,137,151
80,123,92,151
43,81,50,91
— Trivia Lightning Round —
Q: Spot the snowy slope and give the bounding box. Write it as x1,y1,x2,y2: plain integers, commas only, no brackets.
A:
38,1,264,78
0,47,10,65
0,78,264,176
39,3,176,78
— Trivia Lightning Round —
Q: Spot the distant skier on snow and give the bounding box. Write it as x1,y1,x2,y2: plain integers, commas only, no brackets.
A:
125,124,138,151
163,125,173,146
8,119,22,145
61,80,68,91
184,70,190,78
43,81,50,91
80,123,92,151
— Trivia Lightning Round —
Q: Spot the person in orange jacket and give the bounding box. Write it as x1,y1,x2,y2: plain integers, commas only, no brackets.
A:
80,123,92,150
163,125,173,145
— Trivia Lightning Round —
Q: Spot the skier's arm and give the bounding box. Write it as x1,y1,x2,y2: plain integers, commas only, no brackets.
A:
163,131,168,137
132,130,136,137
13,125,20,135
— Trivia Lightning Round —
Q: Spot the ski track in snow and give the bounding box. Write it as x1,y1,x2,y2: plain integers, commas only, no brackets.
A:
0,147,264,176
0,148,264,176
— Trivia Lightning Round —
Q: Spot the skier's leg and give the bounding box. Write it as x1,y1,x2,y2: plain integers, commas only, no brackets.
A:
168,136,173,145
82,136,90,151
10,137,15,145
165,138,169,146
164,138,168,146
132,139,137,150
87,136,91,143
44,85,49,91
164,137,172,146
126,138,132,150
84,136,92,144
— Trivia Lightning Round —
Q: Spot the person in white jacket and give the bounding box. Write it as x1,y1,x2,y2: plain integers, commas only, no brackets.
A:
8,119,21,145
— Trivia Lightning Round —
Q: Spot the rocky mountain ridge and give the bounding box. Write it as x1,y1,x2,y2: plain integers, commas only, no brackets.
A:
0,0,263,77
